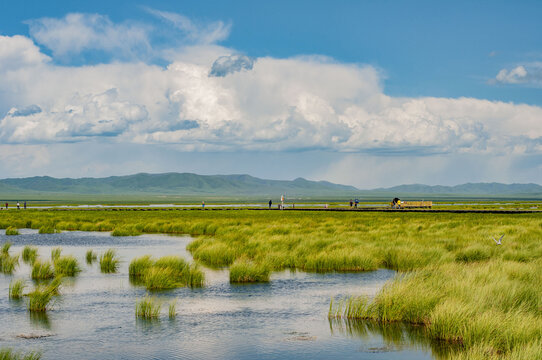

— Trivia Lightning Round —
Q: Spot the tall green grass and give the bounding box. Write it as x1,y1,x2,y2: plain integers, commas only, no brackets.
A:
135,296,161,319
229,259,270,283
8,279,26,299
168,301,177,319
38,225,59,234
99,249,120,273
54,255,81,276
50,247,62,261
1,250,19,274
22,246,38,264
26,277,62,312
31,261,55,280
129,255,204,290
0,348,41,360
2,242,11,255
86,250,97,264
5,226,19,235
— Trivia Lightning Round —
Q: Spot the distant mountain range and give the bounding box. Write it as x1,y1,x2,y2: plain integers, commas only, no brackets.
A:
0,173,357,196
0,173,540,198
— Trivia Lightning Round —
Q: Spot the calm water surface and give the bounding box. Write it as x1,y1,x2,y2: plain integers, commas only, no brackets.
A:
0,230,439,359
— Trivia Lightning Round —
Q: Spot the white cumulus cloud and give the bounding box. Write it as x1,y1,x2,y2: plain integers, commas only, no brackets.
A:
0,23,541,156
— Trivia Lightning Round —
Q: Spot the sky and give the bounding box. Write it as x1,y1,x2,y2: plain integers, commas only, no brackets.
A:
0,0,540,188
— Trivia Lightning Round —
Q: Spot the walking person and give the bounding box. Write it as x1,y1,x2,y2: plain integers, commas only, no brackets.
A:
4,202,7,210
349,199,353,208
24,201,26,209
268,199,272,209
202,201,205,209
17,202,20,210
354,198,359,208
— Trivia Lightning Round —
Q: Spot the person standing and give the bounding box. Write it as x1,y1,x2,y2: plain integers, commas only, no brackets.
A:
354,199,359,208
281,194,284,210
17,202,20,210
24,201,26,209
202,201,205,209
349,199,353,208
4,202,7,209
268,199,272,209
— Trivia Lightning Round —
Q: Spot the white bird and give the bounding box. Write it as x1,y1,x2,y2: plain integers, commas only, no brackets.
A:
492,235,504,245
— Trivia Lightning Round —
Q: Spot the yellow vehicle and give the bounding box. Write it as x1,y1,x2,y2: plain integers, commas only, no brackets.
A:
391,198,432,209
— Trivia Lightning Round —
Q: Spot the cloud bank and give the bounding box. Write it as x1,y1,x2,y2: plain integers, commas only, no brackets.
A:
0,13,541,160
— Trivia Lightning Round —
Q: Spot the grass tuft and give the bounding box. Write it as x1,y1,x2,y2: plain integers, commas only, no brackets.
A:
168,301,177,319
0,348,42,360
31,261,55,280
5,226,19,235
26,277,62,312
229,259,270,283
54,255,81,277
99,249,120,273
22,246,38,264
135,296,161,319
2,242,11,255
8,279,26,299
38,226,59,234
85,249,97,264
50,247,62,261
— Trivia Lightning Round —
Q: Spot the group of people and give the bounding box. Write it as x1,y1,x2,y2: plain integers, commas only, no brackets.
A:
2,201,26,210
349,199,360,208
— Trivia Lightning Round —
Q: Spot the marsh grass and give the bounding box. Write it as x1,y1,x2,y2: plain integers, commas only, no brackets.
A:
2,242,11,255
54,255,81,277
26,277,62,312
22,246,38,264
135,296,161,319
129,255,204,290
129,255,154,277
168,301,176,319
85,249,97,264
8,279,26,299
1,208,541,358
38,226,59,234
31,261,54,280
229,259,270,283
0,348,42,360
99,249,120,273
5,226,19,235
1,253,19,274
50,247,62,261
111,226,141,237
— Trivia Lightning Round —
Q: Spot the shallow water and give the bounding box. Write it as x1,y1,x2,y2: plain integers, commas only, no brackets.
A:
1,230,439,359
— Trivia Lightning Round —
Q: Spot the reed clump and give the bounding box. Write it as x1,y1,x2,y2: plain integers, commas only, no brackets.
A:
86,249,97,264
26,277,62,312
54,255,81,277
129,255,204,290
1,244,19,274
2,242,11,255
38,226,59,234
8,279,26,299
22,246,38,264
5,226,19,235
31,261,55,280
99,249,120,273
111,225,141,237
168,301,177,319
135,296,161,319
0,348,42,360
229,259,270,283
50,247,62,261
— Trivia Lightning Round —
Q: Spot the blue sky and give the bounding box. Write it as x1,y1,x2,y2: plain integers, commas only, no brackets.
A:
0,1,540,187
